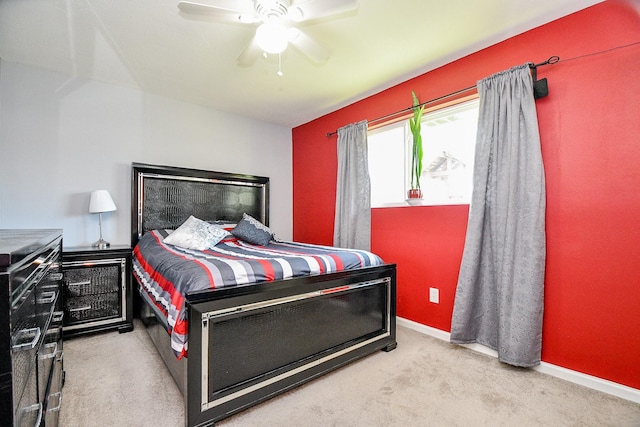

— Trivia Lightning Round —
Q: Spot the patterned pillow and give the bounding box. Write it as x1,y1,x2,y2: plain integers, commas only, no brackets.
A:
231,213,273,246
163,216,230,250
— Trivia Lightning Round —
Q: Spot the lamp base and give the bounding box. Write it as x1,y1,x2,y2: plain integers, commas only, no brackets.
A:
92,238,111,249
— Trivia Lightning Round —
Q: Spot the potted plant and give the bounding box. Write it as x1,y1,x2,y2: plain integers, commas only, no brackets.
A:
408,90,425,201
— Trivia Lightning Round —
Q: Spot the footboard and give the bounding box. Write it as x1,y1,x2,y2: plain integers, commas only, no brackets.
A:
185,264,396,426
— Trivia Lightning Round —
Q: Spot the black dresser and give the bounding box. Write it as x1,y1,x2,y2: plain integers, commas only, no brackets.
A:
0,229,64,427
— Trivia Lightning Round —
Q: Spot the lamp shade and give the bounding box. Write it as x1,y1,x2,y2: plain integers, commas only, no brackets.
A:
89,190,117,213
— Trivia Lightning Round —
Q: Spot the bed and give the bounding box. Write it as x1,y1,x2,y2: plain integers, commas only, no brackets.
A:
130,163,397,426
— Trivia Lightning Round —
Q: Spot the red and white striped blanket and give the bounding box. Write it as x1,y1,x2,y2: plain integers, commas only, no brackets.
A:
132,230,384,359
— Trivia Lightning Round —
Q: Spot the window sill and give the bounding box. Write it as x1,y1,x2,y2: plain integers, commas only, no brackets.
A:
372,200,470,208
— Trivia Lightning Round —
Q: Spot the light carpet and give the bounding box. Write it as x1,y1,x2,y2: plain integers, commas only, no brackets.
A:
59,320,640,426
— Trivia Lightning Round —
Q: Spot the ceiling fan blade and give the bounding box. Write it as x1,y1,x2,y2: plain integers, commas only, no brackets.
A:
177,1,256,23
237,36,262,66
287,28,330,64
289,0,358,22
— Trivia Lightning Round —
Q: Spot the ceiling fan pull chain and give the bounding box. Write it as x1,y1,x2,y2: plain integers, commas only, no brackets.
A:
277,52,283,77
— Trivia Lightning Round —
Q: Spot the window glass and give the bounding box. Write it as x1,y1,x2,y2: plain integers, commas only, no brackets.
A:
368,97,479,207
368,122,407,207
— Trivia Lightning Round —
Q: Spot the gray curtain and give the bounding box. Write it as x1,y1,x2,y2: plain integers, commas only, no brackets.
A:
450,64,546,367
334,120,371,250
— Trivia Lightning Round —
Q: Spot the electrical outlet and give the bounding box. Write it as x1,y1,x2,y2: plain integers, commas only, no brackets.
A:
429,287,439,304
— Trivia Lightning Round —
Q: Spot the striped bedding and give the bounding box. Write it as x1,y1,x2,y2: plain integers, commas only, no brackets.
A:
132,229,385,359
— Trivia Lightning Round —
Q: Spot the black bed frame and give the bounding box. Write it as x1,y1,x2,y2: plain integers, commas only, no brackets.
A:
131,163,397,426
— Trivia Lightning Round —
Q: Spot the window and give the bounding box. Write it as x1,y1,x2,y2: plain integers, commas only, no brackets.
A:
368,97,479,207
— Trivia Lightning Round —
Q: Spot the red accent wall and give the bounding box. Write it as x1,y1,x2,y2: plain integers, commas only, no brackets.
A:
293,2,640,389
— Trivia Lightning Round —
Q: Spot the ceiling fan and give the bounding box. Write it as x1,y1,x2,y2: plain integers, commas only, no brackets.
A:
177,0,358,68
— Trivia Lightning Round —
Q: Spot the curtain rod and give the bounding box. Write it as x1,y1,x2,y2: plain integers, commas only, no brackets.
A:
326,56,559,137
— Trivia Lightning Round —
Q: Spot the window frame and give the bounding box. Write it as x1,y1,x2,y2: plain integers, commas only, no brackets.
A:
367,94,479,208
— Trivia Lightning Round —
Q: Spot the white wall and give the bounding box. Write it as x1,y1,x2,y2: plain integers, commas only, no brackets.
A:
0,61,292,247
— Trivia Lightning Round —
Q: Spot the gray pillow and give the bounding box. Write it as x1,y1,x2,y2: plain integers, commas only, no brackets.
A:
231,213,273,246
163,216,230,250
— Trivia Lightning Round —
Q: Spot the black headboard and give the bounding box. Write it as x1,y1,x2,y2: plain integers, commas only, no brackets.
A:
131,163,269,247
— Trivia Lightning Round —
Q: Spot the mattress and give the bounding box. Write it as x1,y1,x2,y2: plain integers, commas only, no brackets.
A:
132,230,384,358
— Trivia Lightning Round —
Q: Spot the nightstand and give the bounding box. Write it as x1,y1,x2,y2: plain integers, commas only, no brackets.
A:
62,246,133,337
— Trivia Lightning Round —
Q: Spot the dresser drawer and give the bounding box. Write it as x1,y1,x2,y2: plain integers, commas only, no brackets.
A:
14,370,40,427
11,290,39,408
64,292,120,323
43,324,63,427
12,315,41,427
37,325,61,405
44,345,63,427
64,265,119,297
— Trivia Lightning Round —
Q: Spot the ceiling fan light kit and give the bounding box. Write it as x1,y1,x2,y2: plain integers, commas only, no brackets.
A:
177,0,358,69
256,19,289,54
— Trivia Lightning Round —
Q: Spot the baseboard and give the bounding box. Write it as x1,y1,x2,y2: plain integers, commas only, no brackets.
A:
397,317,640,404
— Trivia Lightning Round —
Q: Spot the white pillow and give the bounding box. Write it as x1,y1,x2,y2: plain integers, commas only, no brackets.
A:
163,216,229,250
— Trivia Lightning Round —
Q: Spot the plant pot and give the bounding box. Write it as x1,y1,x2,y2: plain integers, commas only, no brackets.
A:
407,189,423,199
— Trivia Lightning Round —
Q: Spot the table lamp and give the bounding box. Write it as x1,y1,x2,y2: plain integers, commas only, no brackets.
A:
89,190,117,249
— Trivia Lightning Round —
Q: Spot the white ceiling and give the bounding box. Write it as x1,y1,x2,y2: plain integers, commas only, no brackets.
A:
0,0,601,128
